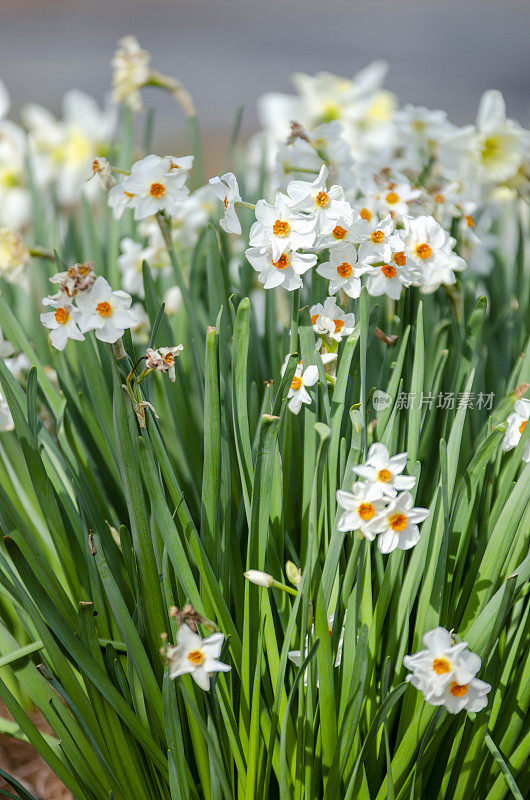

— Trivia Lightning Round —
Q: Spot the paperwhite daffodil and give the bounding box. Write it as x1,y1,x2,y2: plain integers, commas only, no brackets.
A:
0,228,30,284
209,172,242,234
246,246,316,291
375,179,422,221
117,237,158,298
285,165,352,235
316,241,373,298
114,154,192,220
403,627,491,714
249,193,316,261
336,481,387,538
76,276,136,343
352,443,416,497
501,398,530,463
355,213,402,264
399,215,466,293
310,297,355,341
367,491,429,554
167,624,231,691
111,35,152,111
364,257,418,301
40,298,85,351
286,362,319,414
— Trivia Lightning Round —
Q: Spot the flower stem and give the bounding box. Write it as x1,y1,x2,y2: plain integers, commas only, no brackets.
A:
289,288,301,353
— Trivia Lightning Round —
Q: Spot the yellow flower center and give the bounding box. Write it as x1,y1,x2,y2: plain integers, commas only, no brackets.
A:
450,681,468,697
360,208,372,221
224,196,229,210
291,376,303,391
519,420,527,434
273,219,290,236
96,301,112,318
465,214,474,228
377,468,392,483
386,191,399,205
272,254,289,270
358,502,375,520
54,308,69,325
315,191,329,207
432,657,451,675
415,243,432,259
150,182,166,198
381,264,397,279
334,318,345,334
124,190,135,198
336,262,353,278
389,512,408,532
434,193,445,204
394,251,406,267
371,230,385,244
332,225,347,240
188,649,205,666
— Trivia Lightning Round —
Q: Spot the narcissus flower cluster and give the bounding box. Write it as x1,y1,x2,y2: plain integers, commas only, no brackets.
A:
336,443,429,554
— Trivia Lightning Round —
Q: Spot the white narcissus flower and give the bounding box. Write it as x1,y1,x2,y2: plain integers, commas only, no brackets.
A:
501,398,530,463
286,362,319,414
209,172,242,235
399,215,466,293
375,179,422,221
164,285,182,315
368,490,430,554
403,627,491,714
117,237,157,298
355,213,402,264
246,246,316,291
116,154,192,220
353,442,416,497
111,35,152,111
285,164,352,235
249,193,316,261
310,297,355,341
76,276,137,343
364,257,418,301
167,624,231,691
317,242,373,298
0,228,30,284
336,481,387,538
40,298,85,351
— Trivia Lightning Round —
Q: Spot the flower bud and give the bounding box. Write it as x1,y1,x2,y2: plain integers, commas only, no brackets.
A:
244,569,274,588
285,561,302,588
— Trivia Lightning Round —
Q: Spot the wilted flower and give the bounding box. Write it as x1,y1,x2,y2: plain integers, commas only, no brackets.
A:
145,345,183,381
310,297,355,341
167,624,231,691
49,261,95,298
89,157,116,190
403,627,491,714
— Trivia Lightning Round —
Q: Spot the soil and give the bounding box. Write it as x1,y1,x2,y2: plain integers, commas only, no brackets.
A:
0,703,71,800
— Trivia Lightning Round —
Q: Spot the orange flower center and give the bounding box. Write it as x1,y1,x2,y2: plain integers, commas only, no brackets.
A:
124,190,135,198
291,376,303,391
334,318,345,334
150,182,166,198
389,512,408,532
394,251,406,267
273,219,290,236
332,225,347,240
386,191,399,205
465,214,474,228
450,682,468,697
224,196,229,210
188,649,205,666
371,230,385,244
381,264,397,279
96,301,112,318
163,353,174,365
311,314,319,325
358,502,375,520
432,657,451,675
336,262,352,278
79,265,91,276
519,420,527,434
415,242,432,259
272,254,289,270
378,468,392,483
315,191,329,207
360,208,372,221
54,307,69,325
434,193,445,204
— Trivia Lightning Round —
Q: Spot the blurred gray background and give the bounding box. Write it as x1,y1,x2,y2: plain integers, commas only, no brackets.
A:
1,0,529,172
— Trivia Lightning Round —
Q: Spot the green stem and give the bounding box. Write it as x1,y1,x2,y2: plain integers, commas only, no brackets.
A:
289,288,301,354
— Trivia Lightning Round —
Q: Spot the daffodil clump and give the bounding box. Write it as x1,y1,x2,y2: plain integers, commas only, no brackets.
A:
0,36,529,800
